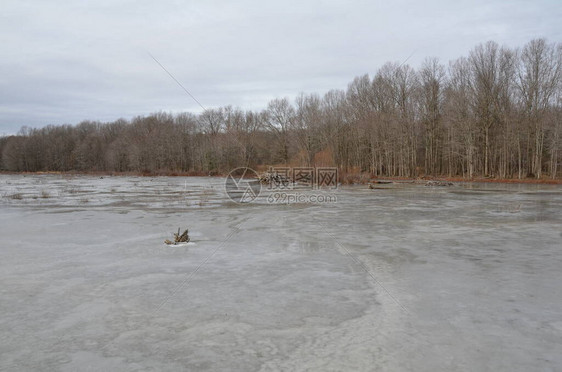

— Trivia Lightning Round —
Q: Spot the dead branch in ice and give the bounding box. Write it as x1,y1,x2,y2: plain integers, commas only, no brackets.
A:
165,228,190,245
258,172,290,186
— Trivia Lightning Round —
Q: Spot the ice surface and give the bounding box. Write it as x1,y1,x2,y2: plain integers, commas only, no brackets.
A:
1,175,561,371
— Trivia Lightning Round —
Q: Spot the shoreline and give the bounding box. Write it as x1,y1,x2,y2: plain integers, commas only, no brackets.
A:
1,171,560,185
367,175,562,185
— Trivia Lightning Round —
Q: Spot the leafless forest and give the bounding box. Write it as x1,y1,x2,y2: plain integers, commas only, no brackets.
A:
1,39,561,179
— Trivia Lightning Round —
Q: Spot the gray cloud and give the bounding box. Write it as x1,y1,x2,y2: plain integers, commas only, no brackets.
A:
1,0,561,134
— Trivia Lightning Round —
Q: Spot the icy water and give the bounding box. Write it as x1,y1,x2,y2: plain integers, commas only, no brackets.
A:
1,175,561,371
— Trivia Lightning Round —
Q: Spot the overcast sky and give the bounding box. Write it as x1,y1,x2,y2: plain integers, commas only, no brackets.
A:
1,0,561,134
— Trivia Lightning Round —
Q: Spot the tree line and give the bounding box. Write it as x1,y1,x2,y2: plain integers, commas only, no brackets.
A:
1,39,561,179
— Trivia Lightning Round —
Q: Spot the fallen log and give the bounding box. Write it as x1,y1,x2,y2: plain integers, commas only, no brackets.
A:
371,180,394,184
425,180,454,187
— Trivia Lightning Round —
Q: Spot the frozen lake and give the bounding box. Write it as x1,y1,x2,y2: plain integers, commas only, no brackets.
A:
1,174,561,371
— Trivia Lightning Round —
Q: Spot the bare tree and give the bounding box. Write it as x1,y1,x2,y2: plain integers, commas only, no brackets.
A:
266,97,295,165
419,58,446,175
516,39,562,178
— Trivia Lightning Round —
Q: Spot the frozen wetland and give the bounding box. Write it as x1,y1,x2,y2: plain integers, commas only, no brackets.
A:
1,175,561,371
